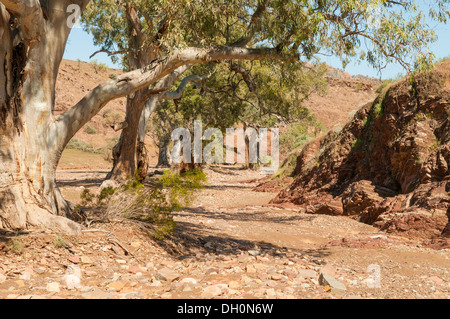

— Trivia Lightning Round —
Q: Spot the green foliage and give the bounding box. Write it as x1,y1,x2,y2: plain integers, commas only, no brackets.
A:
7,238,25,255
85,125,98,135
352,138,364,150
159,169,207,210
66,138,104,154
429,140,442,152
152,61,327,154
103,111,124,126
81,169,207,239
280,116,323,156
98,187,116,202
54,235,67,248
373,101,384,118
80,188,96,206
89,59,108,73
372,80,392,119
271,115,323,179
376,80,393,94
81,0,450,172
82,0,450,86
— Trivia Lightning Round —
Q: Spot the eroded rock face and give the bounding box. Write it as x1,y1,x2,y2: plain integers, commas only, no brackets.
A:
273,60,450,239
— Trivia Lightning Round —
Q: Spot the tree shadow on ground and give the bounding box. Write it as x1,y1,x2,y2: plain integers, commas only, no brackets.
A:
154,219,331,261
178,207,316,224
204,185,253,191
208,165,253,176
57,171,108,188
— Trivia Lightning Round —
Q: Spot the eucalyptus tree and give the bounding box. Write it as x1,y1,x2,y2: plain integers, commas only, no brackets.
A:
83,0,450,181
148,60,327,167
0,0,449,234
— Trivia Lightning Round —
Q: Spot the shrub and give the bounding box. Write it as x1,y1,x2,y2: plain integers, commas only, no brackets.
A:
54,235,67,248
83,170,207,239
66,138,104,154
90,59,108,73
280,119,323,156
352,138,364,150
7,238,25,255
85,125,98,135
429,140,441,152
104,111,124,126
375,79,393,94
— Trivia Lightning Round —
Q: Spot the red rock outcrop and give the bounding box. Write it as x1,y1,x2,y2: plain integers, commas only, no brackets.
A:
273,60,450,239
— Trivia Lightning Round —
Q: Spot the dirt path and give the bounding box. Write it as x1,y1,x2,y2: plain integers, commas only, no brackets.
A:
0,166,448,299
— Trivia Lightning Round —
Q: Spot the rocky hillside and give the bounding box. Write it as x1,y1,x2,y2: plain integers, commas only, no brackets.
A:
306,64,380,130
272,59,450,240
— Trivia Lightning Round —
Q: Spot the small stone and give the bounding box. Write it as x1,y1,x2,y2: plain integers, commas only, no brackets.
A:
68,255,80,264
81,287,112,299
123,292,145,299
46,282,60,293
271,274,283,281
205,268,219,275
229,281,240,289
428,276,443,286
80,286,94,293
254,263,269,271
238,255,252,263
297,269,317,278
319,273,346,296
161,292,172,298
84,270,98,277
320,264,337,277
246,265,256,274
127,266,143,274
15,280,25,288
180,278,198,284
265,288,276,297
0,273,7,283
130,242,141,248
108,281,126,292
300,283,310,288
156,268,180,282
248,250,261,256
150,280,162,287
183,286,193,292
19,270,32,281
81,256,93,264
33,268,45,275
201,285,222,298
116,259,127,264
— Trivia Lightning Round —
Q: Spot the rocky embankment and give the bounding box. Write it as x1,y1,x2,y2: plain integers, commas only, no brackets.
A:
272,60,450,241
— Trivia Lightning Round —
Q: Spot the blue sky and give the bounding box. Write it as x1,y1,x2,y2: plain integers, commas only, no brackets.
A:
64,19,450,80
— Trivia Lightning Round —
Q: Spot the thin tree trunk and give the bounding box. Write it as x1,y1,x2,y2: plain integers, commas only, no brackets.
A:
157,137,171,168
110,65,195,180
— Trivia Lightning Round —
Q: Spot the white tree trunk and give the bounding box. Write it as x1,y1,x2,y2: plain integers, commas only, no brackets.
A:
0,1,88,235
